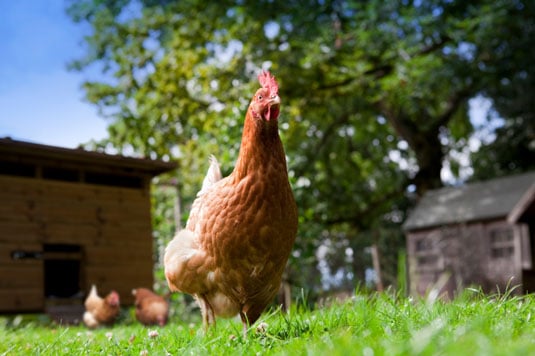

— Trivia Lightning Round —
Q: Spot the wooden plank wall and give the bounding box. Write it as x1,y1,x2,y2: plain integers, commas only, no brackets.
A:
407,221,524,298
0,175,154,311
0,243,43,311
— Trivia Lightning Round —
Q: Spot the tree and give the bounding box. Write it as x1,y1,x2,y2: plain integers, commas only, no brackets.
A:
67,0,534,296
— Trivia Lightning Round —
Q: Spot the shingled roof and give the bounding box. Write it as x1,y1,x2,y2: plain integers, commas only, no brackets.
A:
403,171,535,231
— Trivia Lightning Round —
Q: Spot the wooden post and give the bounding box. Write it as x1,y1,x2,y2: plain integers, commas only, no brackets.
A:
371,244,384,292
174,181,182,231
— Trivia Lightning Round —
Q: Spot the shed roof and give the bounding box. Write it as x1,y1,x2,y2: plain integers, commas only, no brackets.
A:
403,171,535,231
0,137,177,176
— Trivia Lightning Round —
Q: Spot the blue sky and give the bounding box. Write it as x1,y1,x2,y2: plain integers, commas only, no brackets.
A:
0,1,108,148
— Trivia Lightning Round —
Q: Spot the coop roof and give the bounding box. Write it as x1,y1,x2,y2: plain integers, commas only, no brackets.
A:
0,137,177,176
403,171,535,231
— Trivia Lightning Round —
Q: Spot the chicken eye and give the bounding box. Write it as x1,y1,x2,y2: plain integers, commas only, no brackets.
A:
257,95,263,100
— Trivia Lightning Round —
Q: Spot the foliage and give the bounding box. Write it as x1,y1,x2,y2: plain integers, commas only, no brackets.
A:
66,0,535,295
470,116,535,181
3,290,535,355
468,0,535,180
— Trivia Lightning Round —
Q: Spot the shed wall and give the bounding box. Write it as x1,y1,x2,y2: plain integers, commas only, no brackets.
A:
407,221,528,298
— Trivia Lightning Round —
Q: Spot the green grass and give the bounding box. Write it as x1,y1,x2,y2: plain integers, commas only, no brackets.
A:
2,289,535,355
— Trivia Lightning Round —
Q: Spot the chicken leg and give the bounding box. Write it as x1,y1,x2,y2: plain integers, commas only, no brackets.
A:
197,295,216,331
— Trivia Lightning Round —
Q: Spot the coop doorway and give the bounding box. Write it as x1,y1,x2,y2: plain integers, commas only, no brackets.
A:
43,243,85,323
43,244,83,299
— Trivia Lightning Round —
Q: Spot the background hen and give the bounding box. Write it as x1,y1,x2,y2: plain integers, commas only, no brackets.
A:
164,70,298,332
132,288,169,326
82,285,120,328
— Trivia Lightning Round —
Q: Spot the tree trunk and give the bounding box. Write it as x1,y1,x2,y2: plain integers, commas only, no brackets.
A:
379,106,444,197
410,131,444,197
378,89,472,197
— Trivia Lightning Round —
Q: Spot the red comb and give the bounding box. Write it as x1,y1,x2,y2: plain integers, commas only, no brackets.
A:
258,70,278,96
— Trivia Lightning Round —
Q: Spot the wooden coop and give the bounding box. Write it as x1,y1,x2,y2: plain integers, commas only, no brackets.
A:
403,171,535,298
0,138,176,318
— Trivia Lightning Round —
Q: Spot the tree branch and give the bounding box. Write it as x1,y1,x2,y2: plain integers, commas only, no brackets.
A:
432,86,474,131
417,35,452,56
320,184,407,228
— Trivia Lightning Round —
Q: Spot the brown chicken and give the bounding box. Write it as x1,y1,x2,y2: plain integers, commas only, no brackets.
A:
164,70,298,332
132,288,169,326
82,285,120,328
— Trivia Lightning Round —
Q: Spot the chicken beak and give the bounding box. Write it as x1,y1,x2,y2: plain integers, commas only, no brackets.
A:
269,94,280,106
266,95,280,121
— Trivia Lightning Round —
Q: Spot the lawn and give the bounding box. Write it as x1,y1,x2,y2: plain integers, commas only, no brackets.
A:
2,289,535,355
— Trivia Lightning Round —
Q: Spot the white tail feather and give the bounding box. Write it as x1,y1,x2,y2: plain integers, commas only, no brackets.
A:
199,155,222,195
88,284,97,297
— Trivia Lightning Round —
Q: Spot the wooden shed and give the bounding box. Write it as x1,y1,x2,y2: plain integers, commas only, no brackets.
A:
403,171,535,298
0,138,176,316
